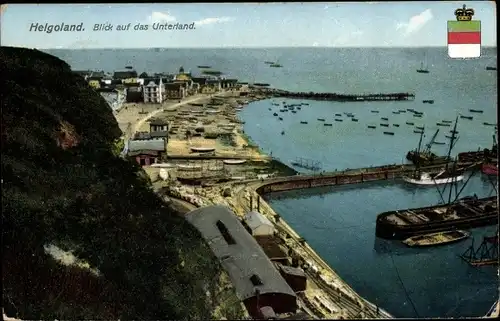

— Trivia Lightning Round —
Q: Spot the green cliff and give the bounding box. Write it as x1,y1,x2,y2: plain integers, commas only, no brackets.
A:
1,47,243,320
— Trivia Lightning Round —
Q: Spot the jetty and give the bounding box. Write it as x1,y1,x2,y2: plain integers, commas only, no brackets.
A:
256,88,415,102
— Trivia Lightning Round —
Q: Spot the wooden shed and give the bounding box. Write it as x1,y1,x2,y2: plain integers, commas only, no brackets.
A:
243,211,276,237
274,262,307,292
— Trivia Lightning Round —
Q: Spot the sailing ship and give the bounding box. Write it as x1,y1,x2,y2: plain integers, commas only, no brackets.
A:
460,231,498,267
270,60,283,68
403,122,464,185
416,52,429,73
406,126,450,166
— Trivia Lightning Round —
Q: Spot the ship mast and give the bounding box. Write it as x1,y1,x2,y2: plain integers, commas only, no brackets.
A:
413,128,425,176
446,116,459,205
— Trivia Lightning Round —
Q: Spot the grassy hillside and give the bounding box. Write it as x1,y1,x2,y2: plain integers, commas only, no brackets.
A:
1,47,243,320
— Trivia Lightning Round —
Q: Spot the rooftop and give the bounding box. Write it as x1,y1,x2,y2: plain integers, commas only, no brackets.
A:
149,119,169,126
128,139,165,152
113,70,138,79
244,211,275,231
185,205,296,301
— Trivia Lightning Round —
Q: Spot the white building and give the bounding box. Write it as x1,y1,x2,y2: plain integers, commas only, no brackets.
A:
243,211,276,236
142,78,166,103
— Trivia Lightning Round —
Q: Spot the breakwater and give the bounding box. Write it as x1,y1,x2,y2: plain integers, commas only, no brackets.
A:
255,163,450,194
255,88,415,102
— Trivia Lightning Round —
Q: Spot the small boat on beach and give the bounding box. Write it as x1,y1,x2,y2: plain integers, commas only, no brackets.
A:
191,147,216,153
380,124,389,127
368,125,377,129
178,164,203,171
317,118,325,121
223,159,247,165
383,132,395,136
406,122,414,125
300,121,308,124
402,230,470,247
422,100,434,104
324,123,333,126
460,115,473,120
469,109,483,113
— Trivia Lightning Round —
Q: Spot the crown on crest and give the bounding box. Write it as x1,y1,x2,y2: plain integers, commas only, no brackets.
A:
455,4,474,21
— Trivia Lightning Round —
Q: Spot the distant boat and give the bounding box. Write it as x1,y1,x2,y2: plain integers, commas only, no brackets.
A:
383,132,395,136
483,122,496,126
413,114,423,118
125,66,133,69
197,65,211,68
393,124,400,127
300,121,308,124
406,122,415,125
460,115,473,120
381,117,388,121
437,123,451,127
371,110,379,113
380,124,389,127
178,164,202,171
335,119,343,122
223,159,246,165
433,141,446,145
398,109,407,113
402,230,470,247
368,125,377,129
416,53,429,73
270,61,283,68
335,113,342,116
414,130,424,134
281,130,285,135
415,126,424,130
268,108,272,111
441,120,452,123
317,118,325,121
392,111,400,114
324,123,333,126
273,113,278,116
422,100,434,104
292,110,297,113
352,118,359,122
264,61,274,64
469,109,483,113
279,117,283,120
485,66,497,71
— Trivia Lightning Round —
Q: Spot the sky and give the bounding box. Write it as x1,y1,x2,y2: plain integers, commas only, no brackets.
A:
0,2,496,49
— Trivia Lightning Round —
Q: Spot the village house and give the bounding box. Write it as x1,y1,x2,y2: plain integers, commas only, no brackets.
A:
201,79,222,94
221,79,239,90
142,78,166,103
113,70,138,84
174,66,197,95
127,138,166,166
125,83,143,103
164,82,185,100
149,119,169,132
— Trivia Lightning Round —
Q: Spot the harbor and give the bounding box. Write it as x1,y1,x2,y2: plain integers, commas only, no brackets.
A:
60,44,497,319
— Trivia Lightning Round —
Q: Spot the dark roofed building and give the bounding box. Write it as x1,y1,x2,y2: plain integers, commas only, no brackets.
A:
274,263,307,293
127,138,166,166
149,119,168,132
90,71,105,79
164,82,185,100
185,205,297,318
113,70,138,79
192,77,208,86
254,235,289,266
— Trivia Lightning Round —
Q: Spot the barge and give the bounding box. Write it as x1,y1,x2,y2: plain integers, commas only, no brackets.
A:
375,196,497,240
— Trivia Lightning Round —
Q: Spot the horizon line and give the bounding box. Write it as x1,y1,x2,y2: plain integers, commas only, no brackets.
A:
29,45,498,50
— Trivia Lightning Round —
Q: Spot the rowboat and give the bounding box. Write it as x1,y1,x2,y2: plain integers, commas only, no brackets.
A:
177,164,202,171
482,163,498,175
223,159,247,165
191,147,216,153
402,230,470,247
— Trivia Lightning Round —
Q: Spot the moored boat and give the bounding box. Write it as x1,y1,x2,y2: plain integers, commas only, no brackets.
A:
317,118,325,121
383,132,395,136
380,123,389,127
190,147,216,153
406,122,414,125
469,109,483,113
393,124,400,127
371,110,379,113
367,125,376,129
402,171,465,185
324,123,333,126
402,230,470,247
352,118,359,122
381,117,388,121
335,119,343,122
482,163,498,175
300,121,308,124
460,115,473,120
422,100,434,104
